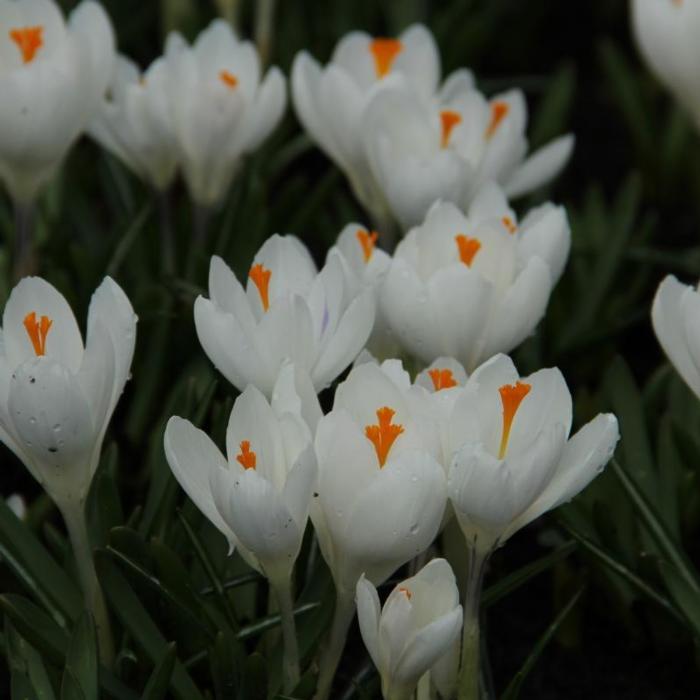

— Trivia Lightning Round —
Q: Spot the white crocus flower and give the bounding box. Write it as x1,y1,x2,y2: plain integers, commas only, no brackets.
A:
631,0,700,129
194,235,375,397
163,19,286,207
381,186,570,371
651,275,700,398
292,24,439,222
89,54,177,191
365,83,574,229
312,361,446,700
164,365,317,690
356,558,462,700
0,0,115,203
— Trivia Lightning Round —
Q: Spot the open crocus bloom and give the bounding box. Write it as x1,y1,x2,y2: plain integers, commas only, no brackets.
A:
0,277,136,507
356,558,462,700
632,0,700,129
292,24,439,221
447,354,619,554
0,0,114,203
312,360,445,597
194,235,375,397
651,275,700,399
364,81,574,229
163,19,285,207
89,54,177,191
381,187,570,371
164,366,317,582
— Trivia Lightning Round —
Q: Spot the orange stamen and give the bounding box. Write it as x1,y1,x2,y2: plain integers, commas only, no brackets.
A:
23,312,52,356
249,263,272,311
440,110,462,148
498,381,531,458
428,368,458,391
398,586,412,600
486,100,509,139
455,234,481,267
502,216,517,234
365,406,404,467
236,440,257,470
10,26,43,64
356,229,378,263
369,38,403,78
219,70,238,89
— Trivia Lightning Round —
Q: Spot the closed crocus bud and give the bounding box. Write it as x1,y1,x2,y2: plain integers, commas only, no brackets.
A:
381,186,570,371
651,275,700,398
194,235,375,397
632,0,700,128
356,559,462,700
0,0,115,203
447,354,619,554
364,80,574,229
292,24,439,222
163,19,285,207
89,54,177,191
0,276,136,508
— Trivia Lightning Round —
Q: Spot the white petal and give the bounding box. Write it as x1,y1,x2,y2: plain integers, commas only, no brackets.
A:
518,203,571,284
356,575,382,671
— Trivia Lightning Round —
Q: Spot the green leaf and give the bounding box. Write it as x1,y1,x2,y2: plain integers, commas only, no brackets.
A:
659,560,700,639
142,643,177,700
63,613,97,700
5,617,56,700
239,653,267,700
500,586,585,700
60,671,87,700
105,201,153,277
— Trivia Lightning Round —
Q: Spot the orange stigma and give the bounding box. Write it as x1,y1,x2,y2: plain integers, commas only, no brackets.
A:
249,263,272,311
10,26,43,64
498,381,531,458
486,100,509,139
23,312,52,356
369,38,402,78
398,586,412,600
219,70,238,89
428,368,458,391
356,229,378,263
455,234,481,267
365,406,404,467
502,216,517,234
236,440,257,470
440,110,462,148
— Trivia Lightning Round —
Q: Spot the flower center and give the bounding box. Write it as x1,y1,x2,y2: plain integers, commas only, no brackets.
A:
498,381,531,459
486,100,509,139
440,110,462,148
502,216,517,234
219,70,238,89
428,368,458,391
356,229,378,263
10,26,43,64
249,263,271,311
455,234,481,267
236,440,257,469
398,586,412,600
369,38,402,78
365,406,404,467
23,312,52,356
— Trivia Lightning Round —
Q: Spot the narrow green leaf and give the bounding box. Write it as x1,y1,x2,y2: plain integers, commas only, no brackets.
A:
240,652,267,700
659,560,700,639
142,642,177,700
64,613,97,700
237,603,320,641
5,617,56,700
60,671,87,700
106,201,153,277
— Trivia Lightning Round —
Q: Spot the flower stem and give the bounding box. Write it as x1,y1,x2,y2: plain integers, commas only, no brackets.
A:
416,672,432,700
186,204,210,281
157,188,176,277
13,201,36,282
313,588,356,700
271,574,300,693
457,546,489,700
60,501,114,668
255,0,276,67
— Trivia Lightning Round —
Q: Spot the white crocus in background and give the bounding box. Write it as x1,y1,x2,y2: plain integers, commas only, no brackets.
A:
0,275,137,665
195,234,375,398
356,558,462,700
380,185,571,371
164,366,317,691
311,361,446,700
89,54,177,192
445,353,619,700
651,275,700,399
292,24,439,224
163,19,286,208
631,0,700,129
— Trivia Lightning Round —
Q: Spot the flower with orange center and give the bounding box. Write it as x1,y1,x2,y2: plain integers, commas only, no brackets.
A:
236,440,257,469
498,381,531,459
369,38,403,78
10,26,43,64
440,110,462,148
365,406,404,467
428,368,457,392
455,234,481,267
485,100,510,139
219,70,238,89
23,311,52,356
356,229,378,263
249,263,272,312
